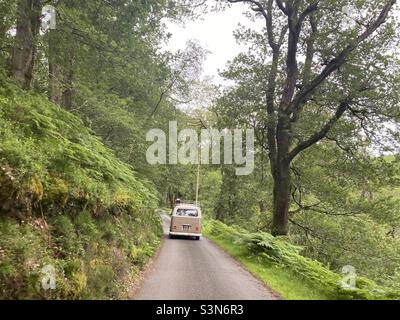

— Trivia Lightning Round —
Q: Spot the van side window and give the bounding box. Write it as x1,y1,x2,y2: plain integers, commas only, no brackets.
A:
176,209,198,217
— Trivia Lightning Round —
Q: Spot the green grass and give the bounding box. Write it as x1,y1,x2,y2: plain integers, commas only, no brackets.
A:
203,219,400,300
209,236,332,300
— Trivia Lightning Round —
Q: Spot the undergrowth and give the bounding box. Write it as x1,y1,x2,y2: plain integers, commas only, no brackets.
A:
0,81,162,299
204,219,400,300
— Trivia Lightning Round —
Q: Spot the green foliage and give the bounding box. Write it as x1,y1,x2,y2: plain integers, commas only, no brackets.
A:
0,81,162,299
199,135,400,290
204,219,400,300
282,146,400,287
2,0,400,301
212,164,272,226
0,81,157,215
198,170,222,217
207,0,400,295
0,210,161,299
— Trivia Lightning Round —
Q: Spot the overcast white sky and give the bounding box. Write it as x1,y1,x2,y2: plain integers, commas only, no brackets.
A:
165,5,263,85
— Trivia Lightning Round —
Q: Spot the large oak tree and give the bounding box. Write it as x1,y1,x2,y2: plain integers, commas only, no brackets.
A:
223,0,399,235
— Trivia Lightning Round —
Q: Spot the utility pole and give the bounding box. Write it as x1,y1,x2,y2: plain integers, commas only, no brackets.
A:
191,118,207,207
195,141,200,206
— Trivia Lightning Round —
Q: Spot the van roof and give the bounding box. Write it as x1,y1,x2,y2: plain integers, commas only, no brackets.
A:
175,204,200,210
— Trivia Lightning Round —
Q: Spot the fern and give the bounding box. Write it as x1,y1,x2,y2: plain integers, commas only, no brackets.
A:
204,219,400,300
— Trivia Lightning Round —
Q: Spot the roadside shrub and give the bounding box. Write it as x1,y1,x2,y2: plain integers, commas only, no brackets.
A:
204,219,400,300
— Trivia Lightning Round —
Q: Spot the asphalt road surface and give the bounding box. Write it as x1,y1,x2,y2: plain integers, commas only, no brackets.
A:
135,213,278,300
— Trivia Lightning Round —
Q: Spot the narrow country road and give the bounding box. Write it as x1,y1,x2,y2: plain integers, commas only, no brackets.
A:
135,213,278,300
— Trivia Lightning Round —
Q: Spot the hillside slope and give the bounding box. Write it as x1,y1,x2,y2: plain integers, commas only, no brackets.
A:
0,81,162,299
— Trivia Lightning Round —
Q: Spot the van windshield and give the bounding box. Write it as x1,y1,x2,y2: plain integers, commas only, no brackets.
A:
176,208,198,217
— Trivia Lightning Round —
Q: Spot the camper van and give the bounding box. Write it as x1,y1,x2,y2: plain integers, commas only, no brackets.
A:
169,204,201,240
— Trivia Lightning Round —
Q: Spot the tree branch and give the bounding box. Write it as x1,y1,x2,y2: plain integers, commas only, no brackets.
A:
228,0,277,49
275,0,288,15
292,14,318,123
289,202,321,215
265,3,286,175
298,0,321,26
228,0,286,175
290,0,396,113
287,100,349,161
301,14,318,83
149,88,168,117
325,135,354,155
228,0,267,18
280,0,302,111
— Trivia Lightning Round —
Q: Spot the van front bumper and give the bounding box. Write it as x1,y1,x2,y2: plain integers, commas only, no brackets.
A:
169,231,202,237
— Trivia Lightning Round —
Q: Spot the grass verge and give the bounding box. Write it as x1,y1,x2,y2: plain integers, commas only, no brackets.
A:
203,219,400,300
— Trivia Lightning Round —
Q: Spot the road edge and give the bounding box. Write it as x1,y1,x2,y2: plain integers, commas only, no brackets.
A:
203,236,282,300
128,214,167,299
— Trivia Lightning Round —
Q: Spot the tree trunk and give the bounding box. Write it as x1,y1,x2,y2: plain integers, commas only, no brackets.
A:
61,49,75,110
271,115,292,236
48,29,62,104
271,162,291,236
49,61,62,103
11,0,41,89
